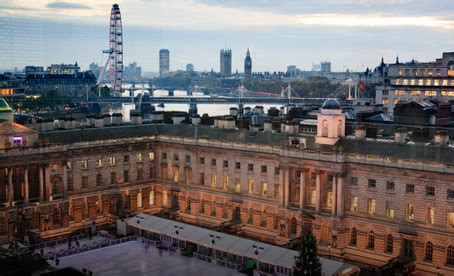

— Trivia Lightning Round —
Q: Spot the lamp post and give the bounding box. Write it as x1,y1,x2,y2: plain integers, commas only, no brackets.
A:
253,245,264,273
210,234,221,261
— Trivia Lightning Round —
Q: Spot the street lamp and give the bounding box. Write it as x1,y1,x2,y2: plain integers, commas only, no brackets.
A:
174,225,184,249
253,245,264,273
209,234,221,260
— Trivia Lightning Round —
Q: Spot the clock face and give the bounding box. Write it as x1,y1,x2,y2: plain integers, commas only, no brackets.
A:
322,120,328,127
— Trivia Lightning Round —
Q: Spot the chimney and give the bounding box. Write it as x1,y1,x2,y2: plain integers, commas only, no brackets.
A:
394,128,408,143
94,115,104,128
111,113,123,125
102,114,111,126
434,130,449,146
355,125,366,139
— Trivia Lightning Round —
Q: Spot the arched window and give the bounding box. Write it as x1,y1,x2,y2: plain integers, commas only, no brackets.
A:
351,228,357,246
137,192,142,208
162,190,168,207
368,231,375,249
149,190,155,205
321,120,328,137
290,217,297,235
425,242,433,262
337,120,343,137
385,234,393,253
447,246,454,266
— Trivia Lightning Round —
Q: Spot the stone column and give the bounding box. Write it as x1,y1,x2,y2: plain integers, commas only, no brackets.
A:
39,166,44,201
62,163,68,196
7,168,13,206
279,166,285,206
331,175,337,217
24,167,29,204
315,171,322,213
337,175,345,217
284,168,290,207
45,165,51,202
299,170,305,209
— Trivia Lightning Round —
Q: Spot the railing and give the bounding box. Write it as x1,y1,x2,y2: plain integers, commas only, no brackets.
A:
41,235,136,260
29,232,96,251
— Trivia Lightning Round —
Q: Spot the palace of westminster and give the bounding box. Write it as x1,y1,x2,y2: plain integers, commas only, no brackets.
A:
1,99,454,275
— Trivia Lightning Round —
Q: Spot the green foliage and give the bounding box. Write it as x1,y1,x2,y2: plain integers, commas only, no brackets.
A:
293,231,322,276
291,77,340,98
89,85,111,97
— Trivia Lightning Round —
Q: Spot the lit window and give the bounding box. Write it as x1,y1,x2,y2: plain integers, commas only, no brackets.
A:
398,70,403,76
327,191,333,208
402,79,409,85
223,175,229,190
109,156,116,165
173,166,179,183
426,79,431,86
443,79,448,86
310,190,317,205
434,79,440,86
137,192,142,208
162,190,168,207
410,79,416,85
261,182,267,196
418,79,424,86
136,153,142,162
51,164,59,173
149,152,155,160
81,160,88,169
211,173,217,188
149,191,155,205
235,178,241,193
448,212,454,228
367,198,376,215
386,201,395,218
274,184,279,199
96,159,102,167
351,197,358,212
406,204,414,221
66,161,72,170
248,180,254,194
427,207,435,224
184,168,191,185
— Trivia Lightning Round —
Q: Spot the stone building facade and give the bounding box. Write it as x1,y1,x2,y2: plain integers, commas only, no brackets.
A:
0,101,454,274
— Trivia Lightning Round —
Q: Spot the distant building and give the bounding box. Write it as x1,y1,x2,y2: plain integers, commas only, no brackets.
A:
320,61,331,73
287,65,298,77
24,66,44,76
376,52,454,113
24,71,96,96
244,48,252,78
220,49,232,77
47,62,80,74
159,49,170,76
0,98,13,122
89,62,101,80
186,63,194,72
124,62,142,81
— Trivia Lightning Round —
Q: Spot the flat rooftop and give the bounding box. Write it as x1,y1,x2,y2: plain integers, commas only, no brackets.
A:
57,241,244,276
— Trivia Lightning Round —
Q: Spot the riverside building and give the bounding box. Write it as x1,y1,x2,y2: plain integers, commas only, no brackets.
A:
0,99,453,275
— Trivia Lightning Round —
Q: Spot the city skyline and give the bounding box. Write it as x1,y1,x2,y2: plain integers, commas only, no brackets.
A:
0,0,453,72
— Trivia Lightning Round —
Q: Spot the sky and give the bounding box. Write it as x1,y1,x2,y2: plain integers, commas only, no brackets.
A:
0,0,453,73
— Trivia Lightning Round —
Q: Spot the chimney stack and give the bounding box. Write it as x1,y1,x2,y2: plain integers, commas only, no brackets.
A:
395,128,408,143
355,125,366,139
434,130,449,146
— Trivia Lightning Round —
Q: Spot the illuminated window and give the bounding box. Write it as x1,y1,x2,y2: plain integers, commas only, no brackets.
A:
310,190,316,205
51,164,59,173
410,79,416,85
223,175,229,190
261,182,267,196
173,166,179,183
184,168,191,185
367,198,376,215
81,160,88,169
149,191,155,205
137,192,142,208
406,204,414,221
427,207,435,224
136,153,142,162
351,196,358,212
419,69,425,76
395,79,401,85
327,191,333,208
398,69,403,76
443,79,448,86
96,159,102,167
448,212,454,227
109,156,116,165
149,152,154,160
162,191,168,207
426,79,431,86
248,180,254,194
211,173,216,188
434,79,440,86
235,178,241,193
418,79,424,86
425,91,437,97
386,201,395,218
428,69,433,76
402,79,409,85
409,90,421,96
66,161,72,170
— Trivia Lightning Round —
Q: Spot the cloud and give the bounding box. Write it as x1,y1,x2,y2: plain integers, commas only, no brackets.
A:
46,2,91,10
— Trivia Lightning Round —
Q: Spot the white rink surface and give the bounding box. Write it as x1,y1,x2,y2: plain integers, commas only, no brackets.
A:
57,241,245,276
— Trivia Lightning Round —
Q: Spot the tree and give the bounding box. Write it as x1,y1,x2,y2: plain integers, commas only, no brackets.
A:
293,231,322,276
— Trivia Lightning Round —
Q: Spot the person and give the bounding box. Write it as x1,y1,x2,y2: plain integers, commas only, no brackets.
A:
76,240,80,248
55,258,60,266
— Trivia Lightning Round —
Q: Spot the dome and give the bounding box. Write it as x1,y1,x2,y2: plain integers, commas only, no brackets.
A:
321,98,341,110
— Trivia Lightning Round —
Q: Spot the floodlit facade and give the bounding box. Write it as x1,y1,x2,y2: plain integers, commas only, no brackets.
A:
0,100,453,275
